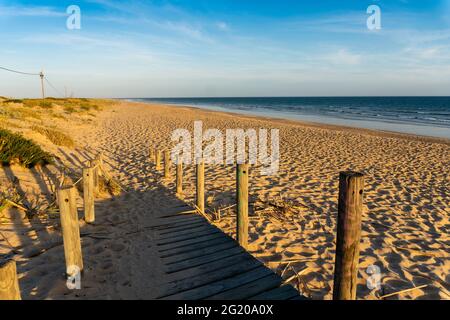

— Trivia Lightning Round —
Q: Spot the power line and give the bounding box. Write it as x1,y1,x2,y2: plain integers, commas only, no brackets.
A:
1,65,68,98
44,77,65,98
0,66,40,76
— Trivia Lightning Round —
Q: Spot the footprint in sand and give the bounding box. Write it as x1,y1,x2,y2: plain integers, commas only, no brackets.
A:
110,243,126,252
89,245,106,255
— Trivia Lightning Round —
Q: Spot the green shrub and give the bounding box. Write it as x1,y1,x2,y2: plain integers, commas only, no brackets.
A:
39,100,53,109
64,106,76,113
22,99,38,108
22,99,53,109
31,125,75,148
4,99,23,104
80,103,91,111
0,129,53,167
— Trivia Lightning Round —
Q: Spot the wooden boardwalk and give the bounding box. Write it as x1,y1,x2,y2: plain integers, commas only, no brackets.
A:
152,205,306,300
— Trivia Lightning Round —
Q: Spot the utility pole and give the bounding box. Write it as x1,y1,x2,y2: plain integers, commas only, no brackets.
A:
40,70,45,99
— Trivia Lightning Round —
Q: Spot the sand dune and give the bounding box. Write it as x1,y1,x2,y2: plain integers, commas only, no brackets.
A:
1,100,449,300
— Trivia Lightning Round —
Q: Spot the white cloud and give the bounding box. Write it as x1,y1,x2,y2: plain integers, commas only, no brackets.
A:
159,21,213,43
0,4,64,17
216,22,229,31
86,0,216,43
17,33,159,63
323,49,362,66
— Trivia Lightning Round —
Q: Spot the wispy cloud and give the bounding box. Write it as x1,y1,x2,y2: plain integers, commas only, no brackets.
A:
86,0,216,43
286,11,368,34
155,21,213,43
216,21,230,31
0,4,64,17
323,48,362,66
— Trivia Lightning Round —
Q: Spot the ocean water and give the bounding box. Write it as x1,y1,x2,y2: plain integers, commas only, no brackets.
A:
130,97,450,139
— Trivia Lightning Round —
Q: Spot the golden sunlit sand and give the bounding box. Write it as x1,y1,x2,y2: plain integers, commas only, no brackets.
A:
1,100,449,299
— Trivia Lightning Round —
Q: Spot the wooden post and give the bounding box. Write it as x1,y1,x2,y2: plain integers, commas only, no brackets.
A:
96,152,104,171
196,159,205,215
89,160,99,194
164,150,171,179
83,167,95,224
0,259,21,300
58,186,83,275
236,164,249,249
97,152,105,181
176,157,183,195
155,150,162,171
333,171,365,300
149,148,155,163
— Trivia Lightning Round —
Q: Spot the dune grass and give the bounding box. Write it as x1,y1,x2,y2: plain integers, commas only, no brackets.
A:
0,98,108,122
31,125,75,148
3,99,23,104
0,104,42,120
0,129,53,167
0,97,111,164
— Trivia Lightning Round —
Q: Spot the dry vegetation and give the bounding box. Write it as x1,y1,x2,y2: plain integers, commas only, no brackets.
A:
0,97,114,223
0,97,112,167
98,174,122,196
31,125,75,148
0,181,21,218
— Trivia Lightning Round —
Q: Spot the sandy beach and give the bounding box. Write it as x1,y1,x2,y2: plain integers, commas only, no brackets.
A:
1,100,449,300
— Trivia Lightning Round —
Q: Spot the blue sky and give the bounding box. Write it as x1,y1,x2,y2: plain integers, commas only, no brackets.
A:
1,0,450,97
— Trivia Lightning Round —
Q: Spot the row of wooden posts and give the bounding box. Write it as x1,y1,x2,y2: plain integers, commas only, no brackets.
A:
1,148,365,300
150,147,365,300
0,155,103,300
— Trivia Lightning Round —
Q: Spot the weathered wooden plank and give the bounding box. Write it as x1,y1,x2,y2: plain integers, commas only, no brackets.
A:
249,285,300,300
157,224,217,239
155,203,305,301
156,213,203,223
160,236,234,258
166,251,257,282
163,241,239,264
290,295,308,300
159,257,262,298
156,206,193,218
166,246,244,273
154,214,203,225
156,212,195,220
163,266,274,300
157,228,221,246
149,217,204,230
156,221,206,232
158,233,225,252
206,274,281,300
